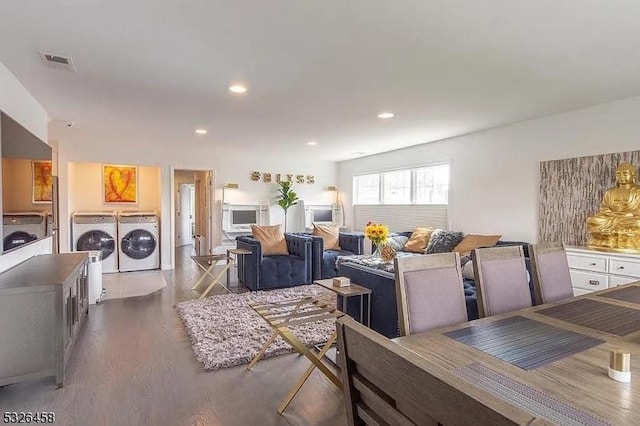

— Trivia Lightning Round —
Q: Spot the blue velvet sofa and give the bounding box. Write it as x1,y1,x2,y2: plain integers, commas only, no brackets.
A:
295,232,365,280
236,234,313,290
337,241,533,338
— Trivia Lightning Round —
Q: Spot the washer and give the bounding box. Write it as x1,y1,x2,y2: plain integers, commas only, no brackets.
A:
118,211,160,272
2,211,46,251
72,211,118,273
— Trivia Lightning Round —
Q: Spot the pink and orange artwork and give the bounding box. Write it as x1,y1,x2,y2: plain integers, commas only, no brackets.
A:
103,165,137,203
32,160,53,203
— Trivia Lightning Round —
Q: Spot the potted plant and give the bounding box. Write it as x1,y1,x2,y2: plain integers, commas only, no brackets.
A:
276,181,299,232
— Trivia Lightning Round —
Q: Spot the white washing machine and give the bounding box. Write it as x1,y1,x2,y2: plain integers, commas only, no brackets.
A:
72,211,119,273
118,211,160,272
2,211,46,251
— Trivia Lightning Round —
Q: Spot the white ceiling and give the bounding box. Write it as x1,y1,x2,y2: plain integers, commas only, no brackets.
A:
2,1,640,161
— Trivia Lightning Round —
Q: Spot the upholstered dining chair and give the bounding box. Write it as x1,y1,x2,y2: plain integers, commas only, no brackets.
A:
394,252,468,336
528,243,574,305
472,246,532,317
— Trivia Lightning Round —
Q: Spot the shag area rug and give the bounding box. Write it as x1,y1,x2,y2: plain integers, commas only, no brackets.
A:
175,285,337,370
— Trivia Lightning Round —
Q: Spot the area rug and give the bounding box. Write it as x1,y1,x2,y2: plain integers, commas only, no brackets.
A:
102,270,168,300
175,285,337,370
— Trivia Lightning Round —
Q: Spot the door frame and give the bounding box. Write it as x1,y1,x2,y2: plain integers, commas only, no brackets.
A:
169,166,217,269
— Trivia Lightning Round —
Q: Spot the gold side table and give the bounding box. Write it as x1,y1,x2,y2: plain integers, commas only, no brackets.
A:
247,297,344,414
190,254,233,298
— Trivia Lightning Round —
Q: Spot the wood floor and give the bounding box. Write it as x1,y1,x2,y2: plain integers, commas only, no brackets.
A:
0,246,346,426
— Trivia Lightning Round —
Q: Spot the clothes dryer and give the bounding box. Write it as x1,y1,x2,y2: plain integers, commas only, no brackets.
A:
72,211,118,273
118,211,160,272
2,212,46,251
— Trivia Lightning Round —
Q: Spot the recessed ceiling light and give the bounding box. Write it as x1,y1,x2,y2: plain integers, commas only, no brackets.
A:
195,128,208,135
352,151,367,155
377,112,394,119
306,141,318,146
229,84,247,94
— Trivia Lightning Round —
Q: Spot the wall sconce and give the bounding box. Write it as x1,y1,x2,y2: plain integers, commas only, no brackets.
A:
222,183,239,204
327,185,338,203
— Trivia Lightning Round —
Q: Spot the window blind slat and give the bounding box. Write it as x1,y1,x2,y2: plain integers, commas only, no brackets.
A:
354,205,449,232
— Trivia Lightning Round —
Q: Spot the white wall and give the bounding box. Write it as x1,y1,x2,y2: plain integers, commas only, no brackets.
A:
0,62,48,142
339,96,640,242
0,61,51,267
57,139,338,269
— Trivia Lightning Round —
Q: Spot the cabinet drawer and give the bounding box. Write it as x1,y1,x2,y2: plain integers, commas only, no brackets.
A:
570,270,609,291
567,254,607,272
573,287,592,296
609,275,640,287
610,259,640,278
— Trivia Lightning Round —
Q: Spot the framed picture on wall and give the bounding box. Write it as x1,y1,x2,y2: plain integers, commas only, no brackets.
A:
103,164,138,203
32,160,53,203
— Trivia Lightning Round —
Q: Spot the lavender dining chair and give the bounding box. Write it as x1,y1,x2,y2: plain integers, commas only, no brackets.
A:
472,246,532,317
394,252,468,336
529,243,574,305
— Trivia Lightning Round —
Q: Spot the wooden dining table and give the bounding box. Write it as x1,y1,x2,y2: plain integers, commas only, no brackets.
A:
394,281,640,425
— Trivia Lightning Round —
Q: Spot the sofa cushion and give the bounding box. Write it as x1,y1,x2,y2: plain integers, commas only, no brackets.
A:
312,223,340,250
425,229,464,254
387,235,409,251
251,224,288,255
403,227,433,253
454,234,501,256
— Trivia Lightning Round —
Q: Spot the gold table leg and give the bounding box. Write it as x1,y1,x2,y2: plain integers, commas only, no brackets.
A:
191,262,215,290
247,299,309,369
277,331,341,414
198,262,233,299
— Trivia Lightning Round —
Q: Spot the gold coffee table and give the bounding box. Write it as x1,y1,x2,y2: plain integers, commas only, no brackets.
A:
247,296,344,414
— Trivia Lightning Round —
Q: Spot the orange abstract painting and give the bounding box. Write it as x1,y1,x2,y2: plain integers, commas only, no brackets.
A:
103,165,137,203
32,160,53,203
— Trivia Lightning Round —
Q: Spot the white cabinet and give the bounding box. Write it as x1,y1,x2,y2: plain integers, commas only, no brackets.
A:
566,246,640,295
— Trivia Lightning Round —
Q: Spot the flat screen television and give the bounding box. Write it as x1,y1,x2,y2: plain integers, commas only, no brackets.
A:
313,209,333,223
232,210,257,226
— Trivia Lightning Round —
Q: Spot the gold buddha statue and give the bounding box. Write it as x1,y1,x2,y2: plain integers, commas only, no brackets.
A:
586,163,640,253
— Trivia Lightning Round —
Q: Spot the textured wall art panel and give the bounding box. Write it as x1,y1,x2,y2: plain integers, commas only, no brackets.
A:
539,151,640,245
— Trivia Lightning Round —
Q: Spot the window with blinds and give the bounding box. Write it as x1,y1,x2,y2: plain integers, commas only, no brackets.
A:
353,163,450,205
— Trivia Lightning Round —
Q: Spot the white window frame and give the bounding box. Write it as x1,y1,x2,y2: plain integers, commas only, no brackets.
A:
353,162,450,205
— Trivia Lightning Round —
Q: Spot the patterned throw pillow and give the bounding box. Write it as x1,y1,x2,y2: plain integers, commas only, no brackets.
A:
386,235,409,251
425,229,464,254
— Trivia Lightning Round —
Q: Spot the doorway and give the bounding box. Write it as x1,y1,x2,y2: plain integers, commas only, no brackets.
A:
176,183,195,247
172,169,216,264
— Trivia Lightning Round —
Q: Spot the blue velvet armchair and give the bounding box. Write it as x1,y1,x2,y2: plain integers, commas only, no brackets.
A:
296,232,365,280
236,233,313,290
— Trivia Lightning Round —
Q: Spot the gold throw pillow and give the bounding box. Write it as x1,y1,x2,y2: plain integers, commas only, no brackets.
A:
251,225,289,255
453,234,501,256
403,227,433,253
313,223,341,250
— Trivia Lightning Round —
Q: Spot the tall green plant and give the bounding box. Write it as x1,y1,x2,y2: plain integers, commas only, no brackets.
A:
276,181,299,232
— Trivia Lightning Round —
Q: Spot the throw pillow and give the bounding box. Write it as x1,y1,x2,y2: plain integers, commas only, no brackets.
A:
453,234,502,256
387,235,409,251
312,223,340,250
425,229,464,254
251,224,288,255
403,227,433,253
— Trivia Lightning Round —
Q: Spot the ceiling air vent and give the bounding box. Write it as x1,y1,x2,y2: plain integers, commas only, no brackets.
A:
39,51,76,71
